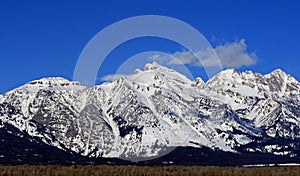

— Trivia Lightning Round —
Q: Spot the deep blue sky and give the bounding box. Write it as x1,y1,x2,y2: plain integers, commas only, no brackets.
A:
0,0,300,93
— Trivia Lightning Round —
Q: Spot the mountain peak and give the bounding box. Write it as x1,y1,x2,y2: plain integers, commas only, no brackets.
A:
220,69,236,75
217,69,258,77
264,69,289,81
25,77,81,87
144,62,160,71
272,68,286,74
267,69,288,77
208,69,237,82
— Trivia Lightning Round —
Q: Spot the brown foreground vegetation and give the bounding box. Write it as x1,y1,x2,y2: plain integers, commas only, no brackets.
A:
0,165,299,176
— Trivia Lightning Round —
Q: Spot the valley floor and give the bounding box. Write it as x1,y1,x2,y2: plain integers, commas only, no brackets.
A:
0,165,299,176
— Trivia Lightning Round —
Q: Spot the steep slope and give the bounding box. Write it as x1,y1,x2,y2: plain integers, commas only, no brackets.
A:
0,63,299,162
207,69,300,156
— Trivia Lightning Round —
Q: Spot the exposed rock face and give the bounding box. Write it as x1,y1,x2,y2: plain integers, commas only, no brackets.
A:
0,63,299,161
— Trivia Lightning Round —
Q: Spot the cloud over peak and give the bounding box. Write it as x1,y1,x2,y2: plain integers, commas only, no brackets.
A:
100,38,257,82
214,39,256,68
161,39,257,69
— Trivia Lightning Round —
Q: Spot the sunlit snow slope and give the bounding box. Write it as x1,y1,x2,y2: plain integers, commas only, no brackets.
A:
0,62,300,160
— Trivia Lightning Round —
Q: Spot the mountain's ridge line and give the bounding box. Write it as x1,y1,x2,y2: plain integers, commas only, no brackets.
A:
0,62,299,162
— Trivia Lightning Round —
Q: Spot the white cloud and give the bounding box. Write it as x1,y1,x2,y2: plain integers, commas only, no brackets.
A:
213,39,256,68
100,39,256,82
100,74,127,82
167,51,197,65
148,54,161,61
153,39,257,69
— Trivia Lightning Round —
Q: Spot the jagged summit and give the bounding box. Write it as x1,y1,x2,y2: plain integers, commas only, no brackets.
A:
16,63,295,92
207,67,300,98
25,77,81,87
143,62,184,75
144,62,160,71
208,68,291,81
269,68,287,75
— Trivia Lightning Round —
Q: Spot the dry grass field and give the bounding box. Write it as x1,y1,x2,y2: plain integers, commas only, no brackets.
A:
0,165,299,176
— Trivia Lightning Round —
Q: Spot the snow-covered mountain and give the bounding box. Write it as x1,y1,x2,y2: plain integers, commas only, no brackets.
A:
0,62,300,162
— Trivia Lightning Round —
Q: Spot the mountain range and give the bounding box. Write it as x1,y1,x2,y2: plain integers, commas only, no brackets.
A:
1,62,299,166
